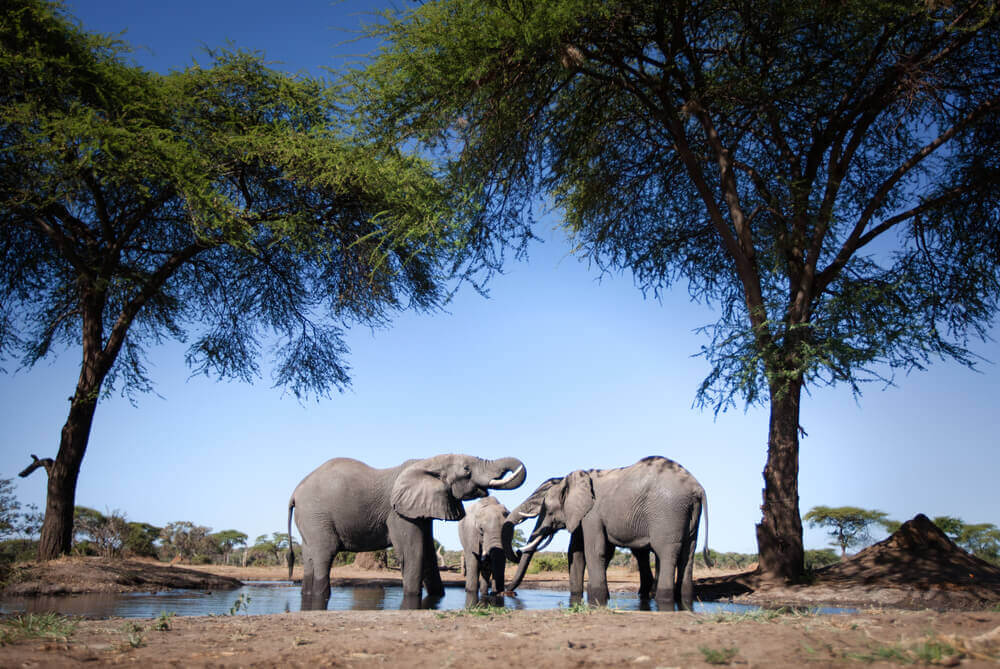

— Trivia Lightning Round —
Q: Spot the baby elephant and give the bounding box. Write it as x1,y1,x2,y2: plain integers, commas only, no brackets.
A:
458,496,515,596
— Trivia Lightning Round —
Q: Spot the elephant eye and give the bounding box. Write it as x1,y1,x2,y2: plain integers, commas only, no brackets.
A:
463,465,471,475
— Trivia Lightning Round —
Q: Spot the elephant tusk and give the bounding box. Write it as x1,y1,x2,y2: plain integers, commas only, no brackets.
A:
536,534,554,551
488,465,524,487
519,533,547,553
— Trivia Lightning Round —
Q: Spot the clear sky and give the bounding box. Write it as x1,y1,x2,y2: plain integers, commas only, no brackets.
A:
1,0,997,555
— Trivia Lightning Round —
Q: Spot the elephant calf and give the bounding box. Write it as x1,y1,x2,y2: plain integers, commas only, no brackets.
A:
502,455,710,610
287,454,525,608
458,496,514,596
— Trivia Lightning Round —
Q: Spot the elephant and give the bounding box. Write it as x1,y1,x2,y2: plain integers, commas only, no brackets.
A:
458,496,514,597
287,454,526,608
501,456,709,610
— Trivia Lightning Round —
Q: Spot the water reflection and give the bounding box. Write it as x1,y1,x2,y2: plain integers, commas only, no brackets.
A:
0,583,857,618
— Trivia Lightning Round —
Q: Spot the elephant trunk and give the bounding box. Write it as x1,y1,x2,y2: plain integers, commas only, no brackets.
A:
505,546,535,592
501,518,522,564
475,457,527,490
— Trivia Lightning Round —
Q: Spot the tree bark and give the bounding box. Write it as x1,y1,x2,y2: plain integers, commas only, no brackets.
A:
37,292,108,560
755,377,805,581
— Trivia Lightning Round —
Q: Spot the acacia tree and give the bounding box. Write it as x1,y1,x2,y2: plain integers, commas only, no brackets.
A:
1,1,493,559
353,0,1000,579
803,505,889,556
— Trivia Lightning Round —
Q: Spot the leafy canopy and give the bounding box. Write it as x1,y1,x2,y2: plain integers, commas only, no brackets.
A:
0,0,494,400
353,0,1000,410
804,505,890,555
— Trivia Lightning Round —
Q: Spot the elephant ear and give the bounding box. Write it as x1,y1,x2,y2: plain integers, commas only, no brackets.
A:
391,462,465,521
510,477,562,522
561,470,595,533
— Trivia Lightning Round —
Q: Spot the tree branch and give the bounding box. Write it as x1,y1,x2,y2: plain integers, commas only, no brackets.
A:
19,454,54,479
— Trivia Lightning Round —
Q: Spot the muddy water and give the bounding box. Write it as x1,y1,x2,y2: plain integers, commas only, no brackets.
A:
0,583,854,618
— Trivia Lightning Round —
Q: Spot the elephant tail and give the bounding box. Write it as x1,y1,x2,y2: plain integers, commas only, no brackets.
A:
287,497,295,580
700,489,713,568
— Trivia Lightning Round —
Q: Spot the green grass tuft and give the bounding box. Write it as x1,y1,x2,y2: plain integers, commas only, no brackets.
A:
0,612,78,645
699,645,739,664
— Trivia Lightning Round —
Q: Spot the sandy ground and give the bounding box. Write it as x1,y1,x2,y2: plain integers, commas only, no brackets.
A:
3,560,1000,667
2,601,999,667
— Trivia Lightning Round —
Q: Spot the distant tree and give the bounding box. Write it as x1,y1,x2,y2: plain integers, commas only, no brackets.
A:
804,506,889,556
123,522,161,558
160,521,212,560
211,530,248,565
356,0,1000,580
931,516,1000,564
956,523,1000,564
931,516,966,540
72,506,128,558
803,549,840,571
2,0,495,560
0,479,21,540
250,533,289,566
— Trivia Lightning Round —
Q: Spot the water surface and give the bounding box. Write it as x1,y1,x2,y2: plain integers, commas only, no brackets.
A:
0,582,854,618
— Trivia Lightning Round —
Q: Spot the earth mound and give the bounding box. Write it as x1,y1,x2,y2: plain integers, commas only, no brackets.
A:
727,514,1000,610
2,556,243,596
816,513,1000,594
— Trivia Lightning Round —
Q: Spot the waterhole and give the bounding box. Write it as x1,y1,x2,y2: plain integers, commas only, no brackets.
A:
0,583,855,618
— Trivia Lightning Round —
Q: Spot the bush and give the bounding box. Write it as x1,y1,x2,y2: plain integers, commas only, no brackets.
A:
526,552,568,573
804,548,840,570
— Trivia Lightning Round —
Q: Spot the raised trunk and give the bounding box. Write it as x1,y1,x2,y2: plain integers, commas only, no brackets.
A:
477,457,527,490
755,377,805,581
37,293,108,560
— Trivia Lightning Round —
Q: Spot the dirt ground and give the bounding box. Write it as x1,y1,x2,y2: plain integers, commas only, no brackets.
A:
3,516,1000,667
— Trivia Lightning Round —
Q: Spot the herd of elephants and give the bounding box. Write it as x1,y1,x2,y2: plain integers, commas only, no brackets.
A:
287,454,710,611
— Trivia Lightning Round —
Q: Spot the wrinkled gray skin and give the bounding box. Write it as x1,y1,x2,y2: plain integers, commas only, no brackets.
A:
502,456,709,610
458,496,512,596
288,455,525,608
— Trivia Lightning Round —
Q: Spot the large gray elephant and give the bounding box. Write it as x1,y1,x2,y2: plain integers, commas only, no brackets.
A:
288,455,526,607
458,496,513,596
502,456,709,610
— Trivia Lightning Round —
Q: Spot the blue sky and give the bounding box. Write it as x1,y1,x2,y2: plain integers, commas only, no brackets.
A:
1,0,997,555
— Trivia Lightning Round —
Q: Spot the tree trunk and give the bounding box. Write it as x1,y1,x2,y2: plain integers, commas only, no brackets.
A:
755,377,805,581
37,293,107,560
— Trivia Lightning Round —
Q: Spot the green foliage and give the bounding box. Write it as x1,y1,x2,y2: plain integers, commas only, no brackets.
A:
0,479,40,542
695,550,758,570
1,0,506,557
0,613,78,645
123,522,161,558
159,521,213,561
804,506,889,556
119,621,145,649
248,532,290,566
229,592,251,616
931,516,1000,565
73,507,130,558
354,0,1000,411
803,549,840,571
525,552,568,574
699,646,739,665
153,611,175,632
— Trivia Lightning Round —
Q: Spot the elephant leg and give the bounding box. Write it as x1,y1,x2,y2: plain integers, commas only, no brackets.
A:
463,550,480,593
674,529,699,611
388,514,425,596
420,521,445,597
583,530,610,606
300,538,337,608
633,547,654,599
651,540,682,610
567,529,585,596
